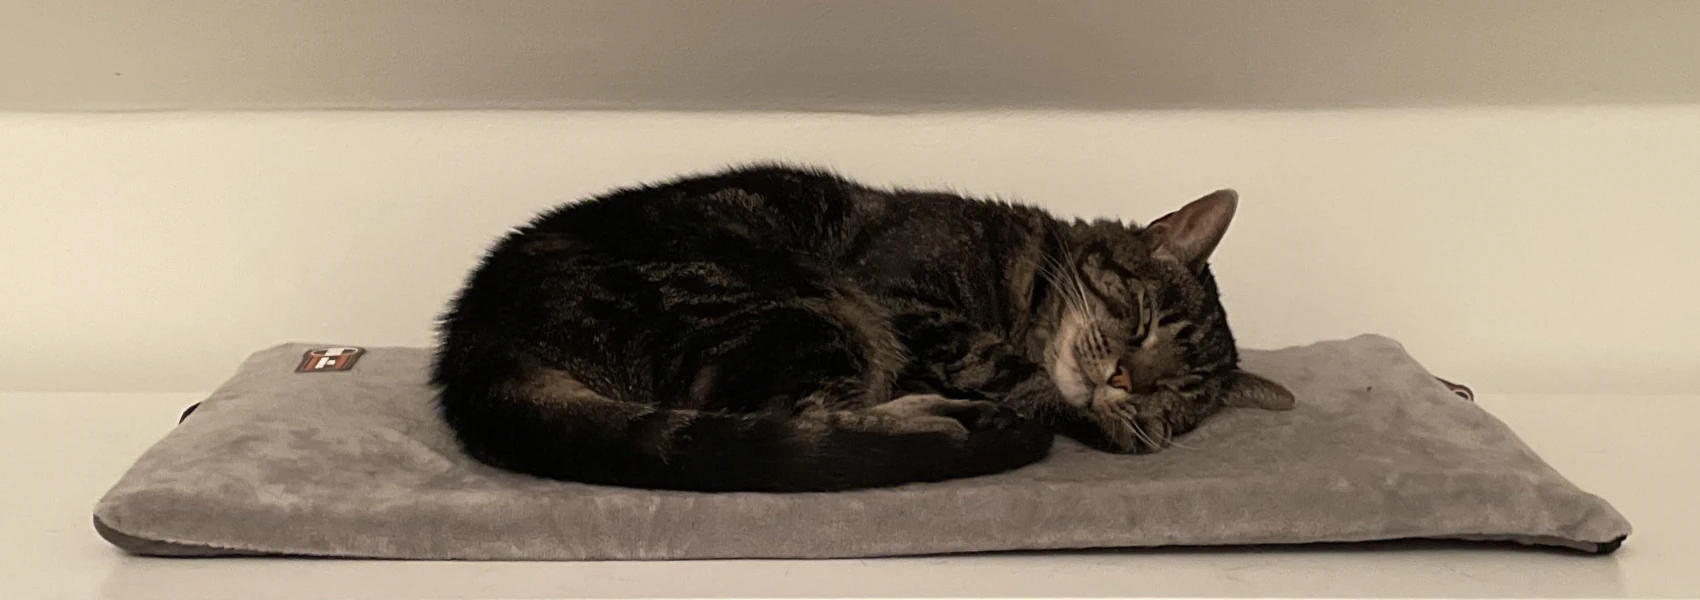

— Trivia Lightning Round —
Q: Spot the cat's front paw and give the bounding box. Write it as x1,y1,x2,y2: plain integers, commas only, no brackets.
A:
938,399,1021,432
877,394,1020,433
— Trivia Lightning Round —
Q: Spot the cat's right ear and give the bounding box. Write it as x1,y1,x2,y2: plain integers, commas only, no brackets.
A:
1221,370,1296,411
1143,189,1238,271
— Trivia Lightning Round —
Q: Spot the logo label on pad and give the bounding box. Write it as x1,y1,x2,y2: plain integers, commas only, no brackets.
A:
296,347,365,373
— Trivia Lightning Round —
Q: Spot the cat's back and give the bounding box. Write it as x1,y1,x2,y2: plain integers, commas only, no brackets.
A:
516,165,878,255
483,165,1042,289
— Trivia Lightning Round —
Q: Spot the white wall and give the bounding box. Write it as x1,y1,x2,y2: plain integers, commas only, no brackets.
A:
3,108,1696,394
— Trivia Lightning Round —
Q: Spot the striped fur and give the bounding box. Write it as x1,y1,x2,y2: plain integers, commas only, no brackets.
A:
431,165,1287,492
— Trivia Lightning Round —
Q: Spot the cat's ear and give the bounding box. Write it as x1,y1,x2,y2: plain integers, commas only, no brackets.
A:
1221,370,1296,411
1144,189,1238,270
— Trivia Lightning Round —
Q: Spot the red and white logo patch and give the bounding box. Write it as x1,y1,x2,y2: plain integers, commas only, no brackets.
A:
296,347,365,373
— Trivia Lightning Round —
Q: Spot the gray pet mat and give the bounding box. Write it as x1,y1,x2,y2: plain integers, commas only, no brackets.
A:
93,335,1630,559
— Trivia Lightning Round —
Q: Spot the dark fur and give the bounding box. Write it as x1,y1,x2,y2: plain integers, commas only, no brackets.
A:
432,165,1290,492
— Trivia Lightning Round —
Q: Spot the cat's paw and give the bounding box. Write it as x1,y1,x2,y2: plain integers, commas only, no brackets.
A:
937,399,1021,432
876,394,1019,432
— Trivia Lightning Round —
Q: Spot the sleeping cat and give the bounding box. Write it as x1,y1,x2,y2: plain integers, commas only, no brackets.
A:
431,165,1293,492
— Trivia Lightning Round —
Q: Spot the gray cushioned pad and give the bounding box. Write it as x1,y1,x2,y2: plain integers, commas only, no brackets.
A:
93,335,1631,559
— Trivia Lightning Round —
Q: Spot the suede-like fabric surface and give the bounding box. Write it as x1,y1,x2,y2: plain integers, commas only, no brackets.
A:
93,335,1630,559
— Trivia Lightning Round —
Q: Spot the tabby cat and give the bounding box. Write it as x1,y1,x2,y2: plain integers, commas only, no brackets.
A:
432,165,1293,492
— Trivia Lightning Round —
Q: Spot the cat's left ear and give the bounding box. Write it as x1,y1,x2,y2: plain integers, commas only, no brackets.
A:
1221,370,1296,411
1144,189,1238,271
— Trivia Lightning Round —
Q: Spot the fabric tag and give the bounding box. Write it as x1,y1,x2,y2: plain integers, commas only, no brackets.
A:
295,347,365,373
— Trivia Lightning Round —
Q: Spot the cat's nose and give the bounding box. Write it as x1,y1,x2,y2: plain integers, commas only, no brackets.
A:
1119,356,1163,392
1108,362,1157,393
1108,365,1133,391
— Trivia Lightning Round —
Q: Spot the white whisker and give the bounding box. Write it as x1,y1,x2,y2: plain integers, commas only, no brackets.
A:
1041,241,1092,314
1127,418,1160,450
1035,254,1085,314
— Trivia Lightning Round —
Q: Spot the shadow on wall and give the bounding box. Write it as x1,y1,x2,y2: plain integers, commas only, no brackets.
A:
3,0,1700,112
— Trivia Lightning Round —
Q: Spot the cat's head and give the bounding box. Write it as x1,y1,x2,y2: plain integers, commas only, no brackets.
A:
1044,190,1294,452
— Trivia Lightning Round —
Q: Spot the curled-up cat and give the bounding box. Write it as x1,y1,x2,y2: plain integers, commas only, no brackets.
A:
432,165,1294,492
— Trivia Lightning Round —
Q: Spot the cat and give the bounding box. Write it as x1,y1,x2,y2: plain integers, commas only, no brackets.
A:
431,164,1293,492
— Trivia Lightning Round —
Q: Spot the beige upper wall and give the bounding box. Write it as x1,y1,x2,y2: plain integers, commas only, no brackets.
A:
5,0,1700,112
4,108,1698,393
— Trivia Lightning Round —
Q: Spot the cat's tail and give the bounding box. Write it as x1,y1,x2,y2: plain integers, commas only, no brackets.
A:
435,368,1054,492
